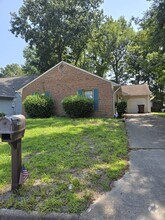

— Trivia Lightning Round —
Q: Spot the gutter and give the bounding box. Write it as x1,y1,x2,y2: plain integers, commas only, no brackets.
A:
113,86,121,115
0,95,14,99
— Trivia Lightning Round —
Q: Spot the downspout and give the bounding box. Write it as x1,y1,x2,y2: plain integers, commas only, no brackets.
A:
113,86,121,115
148,95,151,112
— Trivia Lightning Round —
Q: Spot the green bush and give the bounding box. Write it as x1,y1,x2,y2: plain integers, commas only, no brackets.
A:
117,101,127,117
23,93,54,118
0,112,5,117
62,95,94,118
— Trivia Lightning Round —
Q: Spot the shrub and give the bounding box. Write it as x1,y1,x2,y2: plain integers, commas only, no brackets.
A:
0,112,5,117
62,95,94,118
117,101,127,117
151,100,163,112
23,93,54,118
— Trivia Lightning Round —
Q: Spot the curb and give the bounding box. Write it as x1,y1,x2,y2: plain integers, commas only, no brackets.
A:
0,209,79,220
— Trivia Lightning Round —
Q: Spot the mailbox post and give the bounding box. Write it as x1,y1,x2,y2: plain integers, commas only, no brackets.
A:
0,115,26,191
10,139,22,190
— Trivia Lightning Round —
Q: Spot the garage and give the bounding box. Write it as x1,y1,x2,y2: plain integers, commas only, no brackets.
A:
116,84,152,114
127,97,146,113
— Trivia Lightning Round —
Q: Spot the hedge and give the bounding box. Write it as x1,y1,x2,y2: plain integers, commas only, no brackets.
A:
23,93,54,118
62,95,94,118
117,101,127,117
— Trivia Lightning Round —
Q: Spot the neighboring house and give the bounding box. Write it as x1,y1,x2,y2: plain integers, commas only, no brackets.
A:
20,61,115,118
0,76,37,116
116,84,152,113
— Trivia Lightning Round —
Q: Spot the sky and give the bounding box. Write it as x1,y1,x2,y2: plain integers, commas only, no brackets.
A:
0,0,151,68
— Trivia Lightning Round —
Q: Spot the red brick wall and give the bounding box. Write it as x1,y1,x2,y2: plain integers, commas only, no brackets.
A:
22,62,114,117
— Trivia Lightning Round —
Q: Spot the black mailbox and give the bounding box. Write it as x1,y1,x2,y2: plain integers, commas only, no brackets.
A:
0,115,25,142
0,114,26,190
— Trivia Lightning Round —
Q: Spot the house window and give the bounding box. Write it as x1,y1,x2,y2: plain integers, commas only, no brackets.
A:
77,88,99,111
84,90,93,99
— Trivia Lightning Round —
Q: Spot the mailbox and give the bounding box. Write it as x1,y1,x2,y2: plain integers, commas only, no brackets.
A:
0,115,25,142
0,115,26,191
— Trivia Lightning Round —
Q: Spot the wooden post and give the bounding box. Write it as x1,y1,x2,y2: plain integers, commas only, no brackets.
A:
10,139,22,191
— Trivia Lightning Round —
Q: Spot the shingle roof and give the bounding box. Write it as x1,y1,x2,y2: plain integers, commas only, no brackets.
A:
111,81,120,87
0,75,37,98
20,61,115,91
121,84,152,96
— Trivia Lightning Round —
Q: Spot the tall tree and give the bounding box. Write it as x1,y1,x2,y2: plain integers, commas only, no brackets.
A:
126,30,152,84
141,0,165,52
22,46,40,75
79,17,135,82
10,0,103,73
138,0,165,106
0,64,24,77
126,31,164,86
0,68,4,77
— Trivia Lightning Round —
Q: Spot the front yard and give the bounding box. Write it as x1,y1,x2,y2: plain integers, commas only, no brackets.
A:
152,112,165,117
0,117,128,214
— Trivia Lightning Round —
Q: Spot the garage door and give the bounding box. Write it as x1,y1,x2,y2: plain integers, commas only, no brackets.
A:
127,98,146,113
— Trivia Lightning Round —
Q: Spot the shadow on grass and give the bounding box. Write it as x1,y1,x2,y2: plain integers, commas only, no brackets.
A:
25,117,74,130
0,117,128,213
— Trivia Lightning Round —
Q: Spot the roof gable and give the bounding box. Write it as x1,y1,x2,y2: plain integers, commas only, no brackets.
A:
121,84,152,96
20,61,117,90
0,75,37,97
62,61,112,83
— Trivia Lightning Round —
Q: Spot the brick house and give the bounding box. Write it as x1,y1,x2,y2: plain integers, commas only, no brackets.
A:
20,61,116,117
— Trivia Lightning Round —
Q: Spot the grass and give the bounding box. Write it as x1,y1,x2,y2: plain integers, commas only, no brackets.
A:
151,112,165,117
0,117,128,214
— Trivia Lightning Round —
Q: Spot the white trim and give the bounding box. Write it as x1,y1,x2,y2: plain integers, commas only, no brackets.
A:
113,87,121,115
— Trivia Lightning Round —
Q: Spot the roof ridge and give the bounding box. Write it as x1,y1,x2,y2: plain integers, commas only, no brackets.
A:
62,61,113,84
122,84,148,87
18,62,63,91
19,61,118,91
121,83,151,96
0,75,38,83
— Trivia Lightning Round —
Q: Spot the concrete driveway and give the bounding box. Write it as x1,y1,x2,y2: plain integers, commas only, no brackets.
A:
126,114,165,149
80,114,165,220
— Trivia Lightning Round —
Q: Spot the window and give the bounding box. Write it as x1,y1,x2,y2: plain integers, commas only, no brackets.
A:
84,90,93,99
77,88,99,111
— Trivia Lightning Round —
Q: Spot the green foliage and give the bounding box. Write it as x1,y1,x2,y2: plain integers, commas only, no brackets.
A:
23,93,54,118
0,68,4,77
0,112,5,117
152,112,165,117
22,46,40,75
62,95,94,118
125,1,165,105
151,100,164,112
132,0,165,105
0,117,128,213
117,101,127,117
141,0,165,53
0,64,24,77
78,16,135,81
10,0,103,73
126,30,149,84
7,0,164,108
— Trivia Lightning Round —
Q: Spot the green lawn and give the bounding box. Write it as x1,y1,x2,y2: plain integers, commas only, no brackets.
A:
0,117,128,214
152,112,165,117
